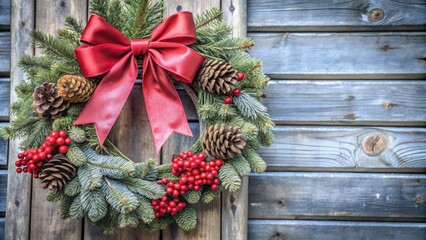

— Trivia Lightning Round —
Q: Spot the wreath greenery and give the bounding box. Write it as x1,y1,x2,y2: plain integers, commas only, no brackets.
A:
1,0,273,234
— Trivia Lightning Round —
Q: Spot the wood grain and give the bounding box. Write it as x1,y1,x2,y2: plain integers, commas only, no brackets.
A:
163,0,221,17
162,123,222,240
0,0,10,29
0,78,10,121
0,170,6,212
264,80,426,125
0,32,10,75
5,0,34,239
249,32,426,79
248,0,426,32
248,220,426,240
261,126,426,171
249,172,426,221
29,1,86,239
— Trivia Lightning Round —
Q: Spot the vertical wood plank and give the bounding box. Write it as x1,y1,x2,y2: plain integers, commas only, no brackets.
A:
221,1,249,240
29,1,87,239
5,0,35,239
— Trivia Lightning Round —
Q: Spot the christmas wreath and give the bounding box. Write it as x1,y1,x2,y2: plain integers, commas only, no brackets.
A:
2,0,273,234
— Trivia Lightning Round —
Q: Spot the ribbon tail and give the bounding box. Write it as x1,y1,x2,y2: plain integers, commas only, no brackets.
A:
143,57,192,153
74,53,137,147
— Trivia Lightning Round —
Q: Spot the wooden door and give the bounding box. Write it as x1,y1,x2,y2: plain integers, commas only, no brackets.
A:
4,0,249,240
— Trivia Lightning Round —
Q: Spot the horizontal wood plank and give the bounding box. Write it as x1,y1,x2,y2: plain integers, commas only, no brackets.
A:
0,0,10,29
248,0,426,31
248,220,426,240
0,78,9,121
260,126,426,171
249,32,426,79
0,123,8,166
249,172,426,221
264,80,426,125
0,170,7,213
0,32,10,75
0,218,4,240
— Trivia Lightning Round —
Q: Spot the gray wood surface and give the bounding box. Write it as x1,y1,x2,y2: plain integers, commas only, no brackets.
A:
28,1,86,239
249,172,426,221
0,0,10,29
5,0,34,239
248,0,426,32
260,126,426,171
248,220,426,240
0,218,4,240
0,170,6,213
0,123,8,166
264,80,426,125
249,32,426,79
0,78,10,121
0,32,10,75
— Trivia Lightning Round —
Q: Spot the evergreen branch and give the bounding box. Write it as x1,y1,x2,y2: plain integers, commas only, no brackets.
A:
32,30,76,61
174,207,197,231
80,188,108,222
102,177,139,213
218,163,241,192
123,178,165,199
196,8,223,29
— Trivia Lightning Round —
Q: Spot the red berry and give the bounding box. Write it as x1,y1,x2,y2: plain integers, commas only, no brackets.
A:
28,164,36,170
38,152,46,160
23,167,28,173
237,72,245,80
179,176,188,184
169,201,176,208
18,153,24,159
15,160,21,167
174,183,181,190
16,168,22,173
232,88,241,96
213,178,220,185
168,182,174,188
50,131,59,138
59,130,67,138
187,151,193,157
44,146,54,154
65,138,72,145
172,190,179,197
59,145,68,153
193,185,200,191
33,173,39,178
224,96,232,104
211,184,219,191
47,154,53,159
166,187,173,195
161,178,168,184
56,137,65,146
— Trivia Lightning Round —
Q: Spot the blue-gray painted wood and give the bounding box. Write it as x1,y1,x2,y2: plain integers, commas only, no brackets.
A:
248,0,426,32
248,220,426,240
260,126,426,171
0,218,4,240
0,170,7,213
0,32,10,75
0,78,10,121
0,0,10,29
0,123,8,166
264,80,426,125
249,32,426,79
249,172,426,221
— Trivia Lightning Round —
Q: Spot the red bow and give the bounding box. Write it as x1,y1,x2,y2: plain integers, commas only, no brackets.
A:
74,12,205,153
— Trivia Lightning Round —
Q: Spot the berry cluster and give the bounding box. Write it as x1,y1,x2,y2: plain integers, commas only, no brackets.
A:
15,130,72,178
224,72,245,104
151,195,187,218
151,151,224,218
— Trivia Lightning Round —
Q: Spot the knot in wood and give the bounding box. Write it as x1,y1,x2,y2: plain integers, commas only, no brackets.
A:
363,135,387,156
369,8,385,22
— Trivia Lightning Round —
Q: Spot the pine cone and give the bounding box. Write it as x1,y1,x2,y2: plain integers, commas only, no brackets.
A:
39,154,77,192
201,124,246,159
32,82,70,119
196,59,238,95
57,75,96,103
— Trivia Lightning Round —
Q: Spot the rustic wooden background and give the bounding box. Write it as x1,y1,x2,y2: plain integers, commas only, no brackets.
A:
1,0,426,240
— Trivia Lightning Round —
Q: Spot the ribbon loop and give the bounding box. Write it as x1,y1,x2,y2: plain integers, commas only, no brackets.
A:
131,39,150,56
74,12,205,153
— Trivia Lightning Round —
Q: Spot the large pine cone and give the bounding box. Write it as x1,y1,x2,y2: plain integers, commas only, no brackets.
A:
39,154,77,192
32,82,70,119
196,59,238,95
201,124,246,159
57,75,96,103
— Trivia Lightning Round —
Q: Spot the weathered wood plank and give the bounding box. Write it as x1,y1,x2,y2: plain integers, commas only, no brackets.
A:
5,0,34,239
248,0,426,32
0,123,8,166
248,220,426,240
163,0,220,18
249,172,426,221
221,1,249,240
0,78,10,121
0,170,7,213
264,80,426,125
162,123,222,240
0,0,10,29
0,218,4,240
0,32,10,75
261,126,426,171
249,33,426,79
29,1,86,240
